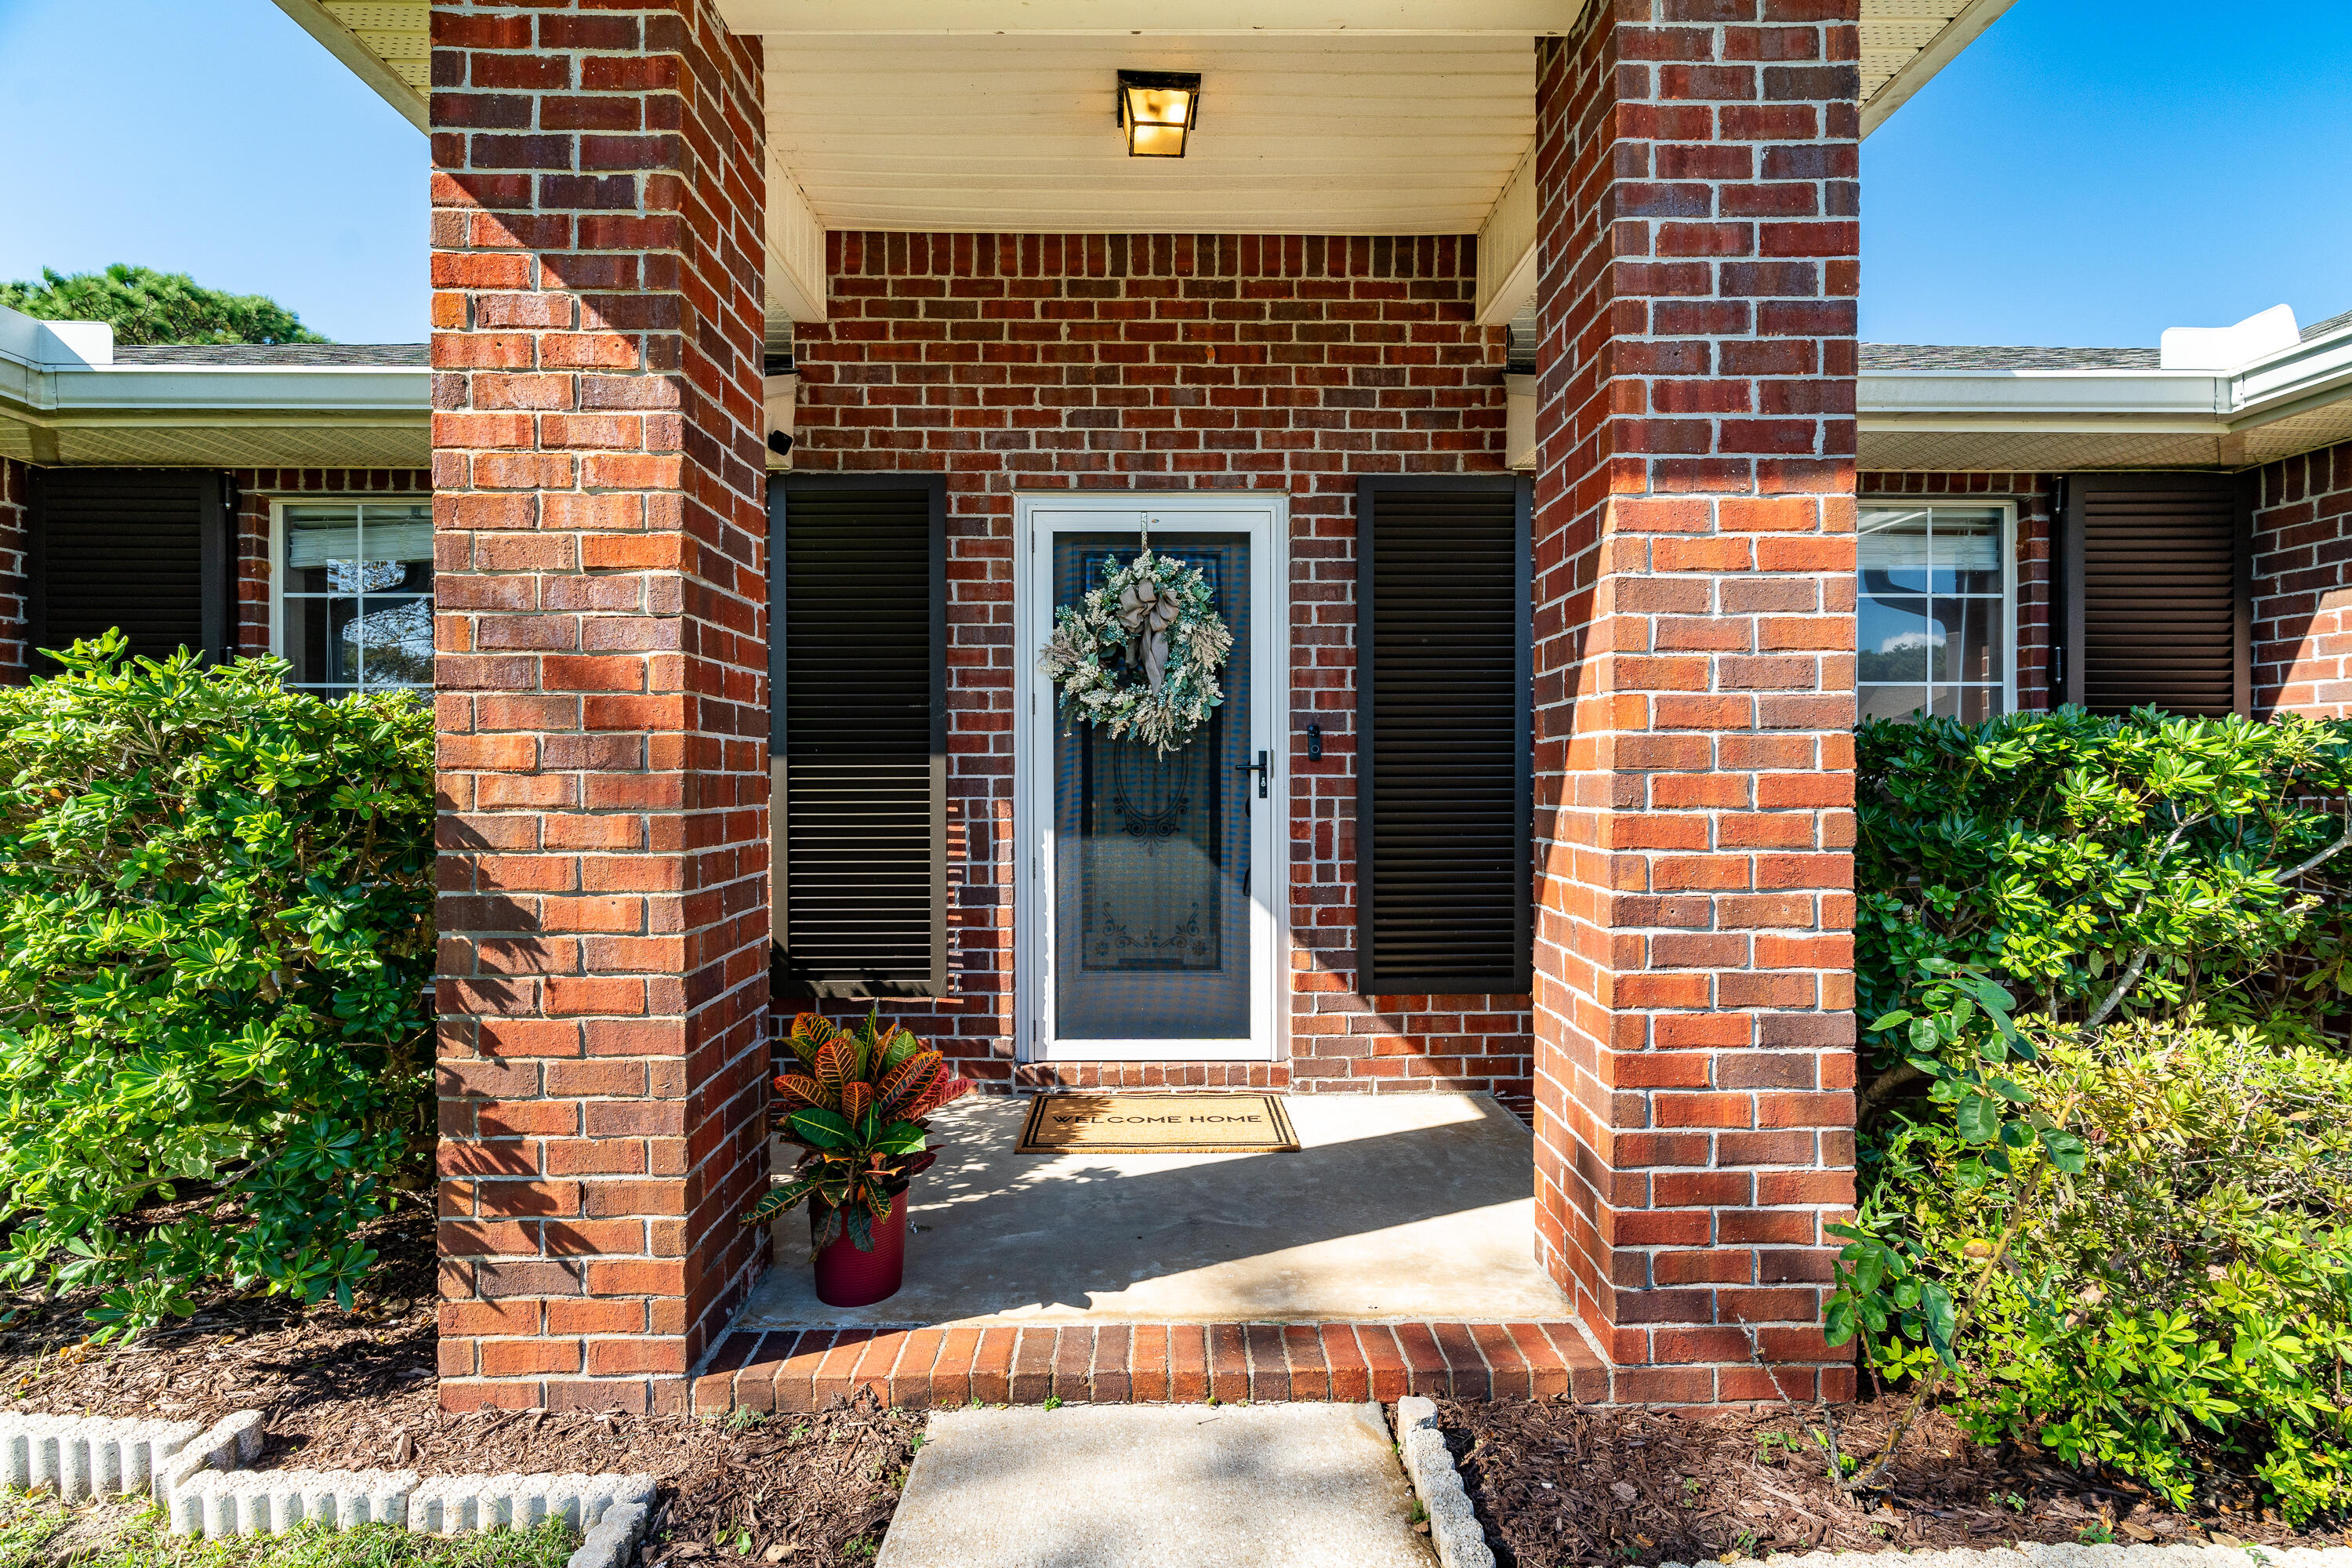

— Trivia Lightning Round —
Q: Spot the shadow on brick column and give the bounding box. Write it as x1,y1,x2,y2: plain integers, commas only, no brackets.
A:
1527,3,1861,1405
429,0,771,1414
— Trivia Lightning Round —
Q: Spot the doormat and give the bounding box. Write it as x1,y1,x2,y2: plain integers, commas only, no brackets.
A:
1016,1094,1300,1154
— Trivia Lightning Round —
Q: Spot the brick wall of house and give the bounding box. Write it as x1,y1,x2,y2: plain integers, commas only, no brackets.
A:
0,459,26,684
787,232,1539,1116
230,468,434,658
1525,2,1862,1403
1858,470,2057,710
428,0,773,1414
2253,439,2352,717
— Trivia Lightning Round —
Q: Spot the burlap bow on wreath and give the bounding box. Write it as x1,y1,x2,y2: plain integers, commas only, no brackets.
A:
1040,524,1234,754
1116,572,1181,693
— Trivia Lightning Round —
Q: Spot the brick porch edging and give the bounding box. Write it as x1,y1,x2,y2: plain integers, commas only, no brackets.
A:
688,1323,1609,1414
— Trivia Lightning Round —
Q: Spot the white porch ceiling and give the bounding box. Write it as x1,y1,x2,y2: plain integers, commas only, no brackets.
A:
765,34,1537,235
275,0,2021,326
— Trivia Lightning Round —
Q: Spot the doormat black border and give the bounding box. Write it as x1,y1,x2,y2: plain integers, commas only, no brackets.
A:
1015,1093,1301,1154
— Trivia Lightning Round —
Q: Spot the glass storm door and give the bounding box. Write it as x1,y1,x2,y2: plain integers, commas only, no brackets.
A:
1018,499,1283,1061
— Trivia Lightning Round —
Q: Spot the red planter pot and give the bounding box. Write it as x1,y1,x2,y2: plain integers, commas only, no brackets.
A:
811,1189,908,1308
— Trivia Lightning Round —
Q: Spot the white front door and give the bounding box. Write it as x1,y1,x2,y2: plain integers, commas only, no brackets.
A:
1015,494,1287,1062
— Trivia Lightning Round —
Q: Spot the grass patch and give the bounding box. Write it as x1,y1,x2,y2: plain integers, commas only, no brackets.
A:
0,1490,577,1568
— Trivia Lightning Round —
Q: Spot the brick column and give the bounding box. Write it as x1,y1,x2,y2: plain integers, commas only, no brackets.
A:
1529,4,1860,1403
430,0,771,1412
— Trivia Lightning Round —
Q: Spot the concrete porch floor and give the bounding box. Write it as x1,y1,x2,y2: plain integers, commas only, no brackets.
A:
738,1092,1569,1328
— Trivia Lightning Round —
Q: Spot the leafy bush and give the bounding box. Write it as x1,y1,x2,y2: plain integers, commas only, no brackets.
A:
1857,707,2352,1119
0,635,434,1337
1831,1018,2352,1523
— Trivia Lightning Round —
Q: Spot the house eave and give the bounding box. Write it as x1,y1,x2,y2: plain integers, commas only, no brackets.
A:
0,351,430,470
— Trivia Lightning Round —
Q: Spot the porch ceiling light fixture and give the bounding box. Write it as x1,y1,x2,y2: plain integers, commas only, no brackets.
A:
1117,71,1202,158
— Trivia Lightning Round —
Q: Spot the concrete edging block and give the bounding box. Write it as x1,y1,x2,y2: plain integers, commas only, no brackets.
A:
0,1412,205,1501
172,1467,418,1537
1391,1396,1494,1568
165,1457,656,1544
565,1499,655,1568
407,1472,656,1538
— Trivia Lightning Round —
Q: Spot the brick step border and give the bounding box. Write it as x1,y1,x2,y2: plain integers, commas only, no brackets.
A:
689,1322,1608,1414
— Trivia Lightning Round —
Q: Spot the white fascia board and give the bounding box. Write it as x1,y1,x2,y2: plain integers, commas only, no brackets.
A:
1474,141,1537,327
2,364,430,428
269,0,428,132
720,0,1588,33
767,159,829,325
1860,0,2019,140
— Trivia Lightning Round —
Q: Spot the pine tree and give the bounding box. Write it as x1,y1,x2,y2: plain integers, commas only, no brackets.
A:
0,264,328,346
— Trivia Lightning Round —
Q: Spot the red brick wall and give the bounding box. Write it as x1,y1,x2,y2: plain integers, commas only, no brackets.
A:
788,233,1538,1116
230,468,434,657
2253,439,2352,717
1858,470,2057,710
428,0,771,1413
1527,3,1861,1402
0,459,26,684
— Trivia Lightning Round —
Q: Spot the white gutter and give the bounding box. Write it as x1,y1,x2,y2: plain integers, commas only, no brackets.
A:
2229,325,2352,430
1857,368,2232,436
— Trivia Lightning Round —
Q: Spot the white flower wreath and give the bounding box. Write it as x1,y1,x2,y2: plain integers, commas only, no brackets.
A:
1040,540,1234,754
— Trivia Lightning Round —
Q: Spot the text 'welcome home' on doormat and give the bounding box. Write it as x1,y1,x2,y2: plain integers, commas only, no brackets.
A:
1015,1094,1301,1154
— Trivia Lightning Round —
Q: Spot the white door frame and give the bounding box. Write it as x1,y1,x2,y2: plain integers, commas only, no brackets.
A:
1013,492,1289,1063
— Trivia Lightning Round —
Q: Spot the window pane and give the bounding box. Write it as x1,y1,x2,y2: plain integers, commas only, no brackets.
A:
1859,684,1932,722
347,595,433,688
1932,506,2003,597
285,505,361,596
1858,509,1933,593
1951,685,2002,723
283,593,359,694
1858,594,1934,685
1933,596,2001,688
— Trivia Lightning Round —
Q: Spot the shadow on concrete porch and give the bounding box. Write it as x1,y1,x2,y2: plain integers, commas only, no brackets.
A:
741,1092,1566,1327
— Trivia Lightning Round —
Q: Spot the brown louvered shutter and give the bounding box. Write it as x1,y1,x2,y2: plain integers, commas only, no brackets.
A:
1355,476,1532,996
771,476,947,998
2062,474,2249,717
27,468,232,672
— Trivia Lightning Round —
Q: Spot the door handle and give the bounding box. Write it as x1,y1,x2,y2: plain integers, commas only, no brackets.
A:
1234,750,1269,800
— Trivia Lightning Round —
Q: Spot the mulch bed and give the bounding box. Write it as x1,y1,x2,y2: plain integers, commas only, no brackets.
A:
0,1206,917,1566
0,1198,441,1435
1439,1395,2352,1568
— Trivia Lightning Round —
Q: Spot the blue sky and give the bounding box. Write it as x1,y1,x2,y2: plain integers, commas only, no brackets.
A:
1,0,2347,348
1864,0,2352,347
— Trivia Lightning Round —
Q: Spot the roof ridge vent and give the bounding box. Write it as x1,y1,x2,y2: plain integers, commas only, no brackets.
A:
2159,303,2299,372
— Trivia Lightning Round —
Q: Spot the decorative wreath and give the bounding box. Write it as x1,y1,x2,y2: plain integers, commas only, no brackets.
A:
1040,535,1233,754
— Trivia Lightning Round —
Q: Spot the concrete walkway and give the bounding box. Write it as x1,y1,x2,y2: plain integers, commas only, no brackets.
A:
876,1403,1436,1568
743,1092,1565,1327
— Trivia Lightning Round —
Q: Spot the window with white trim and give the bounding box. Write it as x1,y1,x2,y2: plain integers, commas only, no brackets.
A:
1857,503,2014,722
275,501,434,695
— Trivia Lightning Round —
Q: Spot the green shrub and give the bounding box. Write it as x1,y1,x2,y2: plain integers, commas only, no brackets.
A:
1857,707,2352,1113
1832,1018,2352,1523
0,635,434,1338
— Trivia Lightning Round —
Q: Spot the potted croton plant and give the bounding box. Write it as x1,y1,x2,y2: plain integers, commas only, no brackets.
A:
741,1011,972,1308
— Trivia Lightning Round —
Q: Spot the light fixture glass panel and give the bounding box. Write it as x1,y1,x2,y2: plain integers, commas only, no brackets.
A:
1127,85,1192,125
1128,122,1188,157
